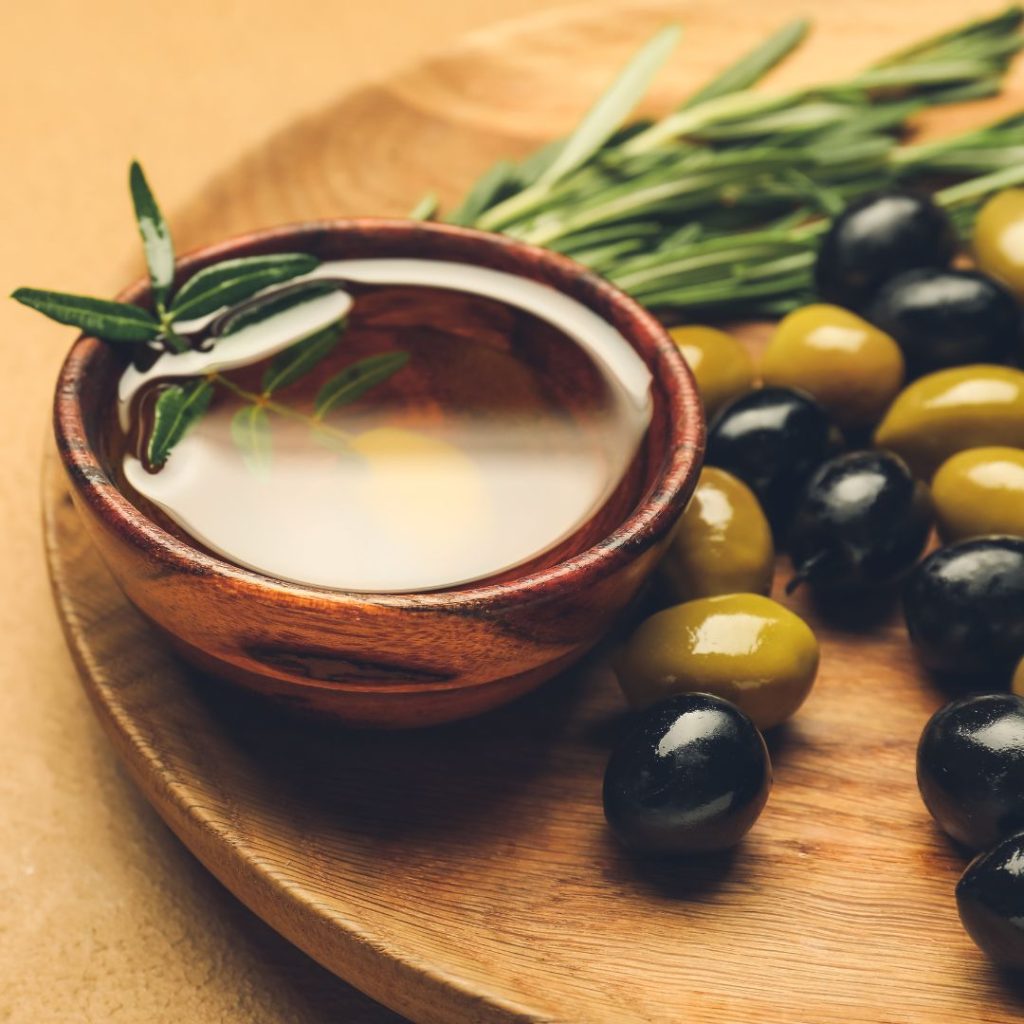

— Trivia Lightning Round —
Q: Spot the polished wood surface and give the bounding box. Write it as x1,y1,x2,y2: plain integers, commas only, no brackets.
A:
40,2,1024,1019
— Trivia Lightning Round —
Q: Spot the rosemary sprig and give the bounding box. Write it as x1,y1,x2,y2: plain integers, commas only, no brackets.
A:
473,26,683,232
437,6,1024,316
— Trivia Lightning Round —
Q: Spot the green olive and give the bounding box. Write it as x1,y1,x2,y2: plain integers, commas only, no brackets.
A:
761,304,905,430
669,325,755,419
615,593,819,730
932,447,1024,542
974,189,1024,300
873,365,1024,479
661,467,774,602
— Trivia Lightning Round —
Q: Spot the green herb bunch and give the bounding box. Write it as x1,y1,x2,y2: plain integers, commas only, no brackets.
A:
13,164,407,468
423,6,1024,317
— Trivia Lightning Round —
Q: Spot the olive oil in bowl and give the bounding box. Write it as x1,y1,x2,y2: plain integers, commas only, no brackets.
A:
111,259,653,593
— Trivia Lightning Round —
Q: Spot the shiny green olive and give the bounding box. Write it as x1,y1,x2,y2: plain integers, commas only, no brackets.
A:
669,325,755,419
974,189,1024,301
661,467,774,603
760,304,905,430
873,365,1024,478
932,447,1024,542
615,594,819,730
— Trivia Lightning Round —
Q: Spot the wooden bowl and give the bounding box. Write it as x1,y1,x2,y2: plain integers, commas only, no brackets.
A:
53,219,703,727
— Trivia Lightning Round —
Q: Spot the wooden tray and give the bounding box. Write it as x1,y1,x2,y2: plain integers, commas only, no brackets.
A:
43,2,1024,1021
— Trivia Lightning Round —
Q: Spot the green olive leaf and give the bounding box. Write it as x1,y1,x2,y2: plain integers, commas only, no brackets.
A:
314,351,409,419
129,161,175,305
147,378,214,468
11,287,161,342
214,279,346,338
261,322,344,395
230,404,272,475
168,254,320,320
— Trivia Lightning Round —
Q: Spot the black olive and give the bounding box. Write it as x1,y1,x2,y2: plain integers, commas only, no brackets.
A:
917,694,1024,850
866,267,1021,376
815,191,957,311
603,693,771,855
705,387,842,538
903,537,1024,676
786,450,931,594
957,831,1024,968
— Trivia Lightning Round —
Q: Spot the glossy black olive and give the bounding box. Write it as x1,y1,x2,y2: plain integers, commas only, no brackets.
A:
903,537,1024,676
705,387,842,538
866,267,1021,376
603,693,771,854
787,450,931,593
815,191,957,311
957,832,1024,968
917,694,1024,850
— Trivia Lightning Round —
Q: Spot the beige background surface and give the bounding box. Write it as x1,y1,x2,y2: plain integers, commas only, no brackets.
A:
1,2,550,1020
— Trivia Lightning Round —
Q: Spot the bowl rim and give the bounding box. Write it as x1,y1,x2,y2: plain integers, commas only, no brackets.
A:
54,217,704,611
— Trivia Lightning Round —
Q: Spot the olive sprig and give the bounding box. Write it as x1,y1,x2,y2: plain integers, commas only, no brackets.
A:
13,162,322,352
12,163,409,468
422,6,1024,317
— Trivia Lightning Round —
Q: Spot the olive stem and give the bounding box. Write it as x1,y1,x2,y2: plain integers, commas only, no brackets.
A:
208,372,352,446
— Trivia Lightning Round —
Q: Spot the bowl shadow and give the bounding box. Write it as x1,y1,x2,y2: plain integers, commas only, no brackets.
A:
189,650,600,846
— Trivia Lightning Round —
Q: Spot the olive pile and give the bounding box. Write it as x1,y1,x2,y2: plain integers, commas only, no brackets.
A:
602,189,1024,932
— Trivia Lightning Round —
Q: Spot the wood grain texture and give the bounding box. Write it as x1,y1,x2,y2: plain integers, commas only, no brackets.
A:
41,1,1024,1021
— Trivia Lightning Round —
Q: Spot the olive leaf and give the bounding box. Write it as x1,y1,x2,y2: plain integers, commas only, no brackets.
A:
11,288,161,342
261,322,344,395
168,254,320,321
214,279,345,338
147,378,214,468
129,161,175,306
314,351,409,418
230,404,272,474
